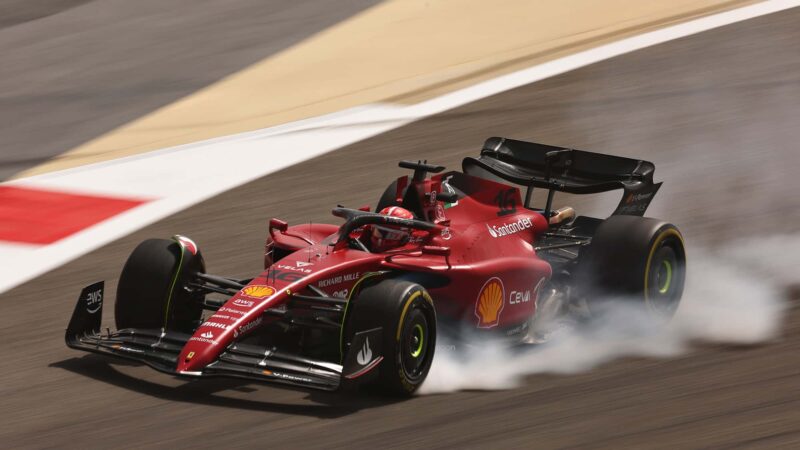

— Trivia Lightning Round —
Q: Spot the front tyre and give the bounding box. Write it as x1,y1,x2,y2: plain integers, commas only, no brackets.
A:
344,278,436,396
115,238,204,332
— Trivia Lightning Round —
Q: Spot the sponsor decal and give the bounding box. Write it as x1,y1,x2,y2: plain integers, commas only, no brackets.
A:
429,190,437,205
486,217,533,238
268,269,305,282
435,203,446,221
200,331,214,339
233,298,254,307
174,235,198,255
475,277,505,328
626,192,654,204
233,317,263,338
385,215,411,225
185,351,195,362
505,321,529,337
332,288,349,299
200,321,228,330
617,191,655,214
269,371,314,383
240,285,275,299
509,290,531,305
219,307,246,316
211,314,231,320
318,272,360,288
295,260,313,268
114,345,145,354
85,288,103,314
440,227,452,240
442,175,459,208
276,263,312,274
494,188,517,216
190,336,215,344
356,337,373,366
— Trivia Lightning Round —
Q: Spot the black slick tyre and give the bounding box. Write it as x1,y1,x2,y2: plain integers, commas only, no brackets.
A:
115,238,203,332
576,215,686,320
343,278,436,396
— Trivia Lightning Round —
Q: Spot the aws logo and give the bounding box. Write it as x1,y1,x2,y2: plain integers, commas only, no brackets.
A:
240,285,276,299
475,277,505,328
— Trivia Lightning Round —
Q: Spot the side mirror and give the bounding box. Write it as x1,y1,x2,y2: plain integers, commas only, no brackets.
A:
269,218,288,233
435,191,458,203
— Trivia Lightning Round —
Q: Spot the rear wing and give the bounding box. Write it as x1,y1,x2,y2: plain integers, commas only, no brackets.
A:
462,137,661,216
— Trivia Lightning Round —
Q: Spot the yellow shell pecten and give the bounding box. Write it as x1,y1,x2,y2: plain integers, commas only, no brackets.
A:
477,279,504,326
241,285,275,299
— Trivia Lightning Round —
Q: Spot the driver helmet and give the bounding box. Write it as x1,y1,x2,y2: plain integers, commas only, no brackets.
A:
370,206,414,252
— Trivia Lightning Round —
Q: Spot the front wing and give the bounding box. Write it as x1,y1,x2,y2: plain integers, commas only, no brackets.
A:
65,282,383,392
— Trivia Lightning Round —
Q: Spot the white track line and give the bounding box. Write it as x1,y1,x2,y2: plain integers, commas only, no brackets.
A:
2,0,798,294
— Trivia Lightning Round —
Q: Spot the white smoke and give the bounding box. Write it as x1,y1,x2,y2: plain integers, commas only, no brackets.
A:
418,236,795,394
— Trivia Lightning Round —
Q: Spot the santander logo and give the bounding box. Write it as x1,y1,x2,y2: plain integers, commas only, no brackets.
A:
486,217,533,238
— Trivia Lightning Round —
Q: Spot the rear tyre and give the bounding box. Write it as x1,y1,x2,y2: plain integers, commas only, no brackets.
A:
576,215,686,320
343,278,436,396
115,238,203,332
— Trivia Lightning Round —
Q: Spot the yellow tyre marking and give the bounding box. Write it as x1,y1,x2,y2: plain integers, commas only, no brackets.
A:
397,290,422,341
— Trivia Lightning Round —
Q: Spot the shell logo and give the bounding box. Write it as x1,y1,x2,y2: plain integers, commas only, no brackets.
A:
475,277,505,328
240,285,276,299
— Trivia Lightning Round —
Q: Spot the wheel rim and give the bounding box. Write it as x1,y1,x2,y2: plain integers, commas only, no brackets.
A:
646,240,683,317
410,324,424,358
657,259,673,294
400,307,430,380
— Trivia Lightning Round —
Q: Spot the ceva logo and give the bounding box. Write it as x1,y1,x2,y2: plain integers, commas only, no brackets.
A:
486,217,533,238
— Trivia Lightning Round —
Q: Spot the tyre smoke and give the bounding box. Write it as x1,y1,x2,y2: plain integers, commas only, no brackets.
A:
418,236,795,394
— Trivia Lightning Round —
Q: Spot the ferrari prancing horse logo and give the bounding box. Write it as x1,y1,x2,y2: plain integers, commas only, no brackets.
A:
475,277,505,328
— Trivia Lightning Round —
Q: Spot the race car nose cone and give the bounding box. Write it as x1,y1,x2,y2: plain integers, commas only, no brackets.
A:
177,326,235,373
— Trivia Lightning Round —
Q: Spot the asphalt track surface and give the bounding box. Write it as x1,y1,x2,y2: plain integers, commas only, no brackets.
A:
0,0,380,181
2,6,800,450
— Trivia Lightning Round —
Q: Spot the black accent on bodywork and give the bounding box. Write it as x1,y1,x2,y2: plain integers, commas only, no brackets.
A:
612,181,662,216
332,207,438,248
341,327,383,380
65,281,104,342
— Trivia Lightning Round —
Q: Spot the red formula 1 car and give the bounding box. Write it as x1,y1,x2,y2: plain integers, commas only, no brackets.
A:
66,137,686,395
